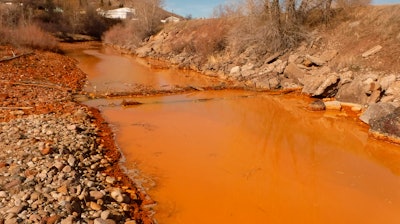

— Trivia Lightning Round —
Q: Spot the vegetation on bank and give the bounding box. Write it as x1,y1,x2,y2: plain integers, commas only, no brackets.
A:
103,0,370,59
0,0,166,50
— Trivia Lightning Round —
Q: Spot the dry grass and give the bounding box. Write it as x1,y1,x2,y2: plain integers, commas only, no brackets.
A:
0,24,59,51
102,21,147,49
167,19,230,56
326,5,400,72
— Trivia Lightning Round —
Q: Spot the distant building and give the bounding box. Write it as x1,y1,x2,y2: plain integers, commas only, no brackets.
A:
98,7,135,20
161,16,180,23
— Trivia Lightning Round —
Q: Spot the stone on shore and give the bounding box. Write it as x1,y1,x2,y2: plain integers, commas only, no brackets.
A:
370,107,400,139
360,102,396,124
308,99,326,111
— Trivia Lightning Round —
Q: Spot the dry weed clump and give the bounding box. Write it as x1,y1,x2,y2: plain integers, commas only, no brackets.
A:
0,24,58,51
102,21,146,49
168,19,230,57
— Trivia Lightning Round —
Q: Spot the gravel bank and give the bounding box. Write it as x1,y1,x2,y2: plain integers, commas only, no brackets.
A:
0,46,154,224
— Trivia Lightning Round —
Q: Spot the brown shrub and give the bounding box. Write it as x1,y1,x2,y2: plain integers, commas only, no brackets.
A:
168,19,229,57
0,24,59,51
102,21,146,49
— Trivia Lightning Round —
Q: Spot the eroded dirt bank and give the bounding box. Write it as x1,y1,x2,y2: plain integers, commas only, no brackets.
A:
0,46,154,223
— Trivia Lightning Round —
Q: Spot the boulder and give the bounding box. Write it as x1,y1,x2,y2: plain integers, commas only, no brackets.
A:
336,74,381,105
302,73,339,98
359,102,396,124
370,107,400,139
308,100,326,111
306,55,326,66
284,63,306,85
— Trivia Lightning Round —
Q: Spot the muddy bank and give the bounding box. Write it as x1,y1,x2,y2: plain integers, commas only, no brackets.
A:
0,46,153,223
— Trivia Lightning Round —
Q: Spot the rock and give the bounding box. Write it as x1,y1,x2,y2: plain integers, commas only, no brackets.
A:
335,78,369,105
60,215,74,224
62,165,72,173
105,176,116,184
40,146,53,155
28,214,41,222
241,63,256,77
45,215,61,224
284,63,305,85
339,71,354,86
6,205,24,214
306,55,325,66
310,66,331,76
57,185,68,194
302,73,339,97
124,221,137,224
385,81,400,99
362,45,382,58
90,191,105,200
101,210,111,220
94,218,116,224
265,52,281,64
89,201,102,211
308,99,326,111
341,102,364,112
229,66,241,77
359,102,396,124
370,107,400,139
66,124,76,131
379,75,396,91
4,218,18,224
273,60,287,74
280,78,302,89
320,50,338,62
110,189,124,203
325,101,342,110
67,155,76,166
0,191,8,198
269,77,280,89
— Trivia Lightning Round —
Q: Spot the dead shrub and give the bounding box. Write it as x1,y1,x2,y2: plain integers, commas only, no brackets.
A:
168,19,229,57
0,24,58,51
102,21,146,49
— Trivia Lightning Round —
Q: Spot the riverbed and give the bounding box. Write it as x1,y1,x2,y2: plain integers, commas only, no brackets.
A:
66,43,400,224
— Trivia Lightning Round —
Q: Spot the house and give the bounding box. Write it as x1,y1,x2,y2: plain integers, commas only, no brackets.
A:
161,16,180,23
98,7,135,20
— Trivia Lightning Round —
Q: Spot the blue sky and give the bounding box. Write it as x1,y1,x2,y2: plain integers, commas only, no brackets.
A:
164,0,400,18
164,0,226,18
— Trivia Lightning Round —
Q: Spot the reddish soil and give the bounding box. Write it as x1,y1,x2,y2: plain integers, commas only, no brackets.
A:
0,45,154,223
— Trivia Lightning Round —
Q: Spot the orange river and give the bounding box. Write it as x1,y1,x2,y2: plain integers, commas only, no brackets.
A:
66,43,400,224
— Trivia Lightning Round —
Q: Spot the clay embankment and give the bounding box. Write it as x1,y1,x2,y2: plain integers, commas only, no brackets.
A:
0,46,154,224
128,5,400,142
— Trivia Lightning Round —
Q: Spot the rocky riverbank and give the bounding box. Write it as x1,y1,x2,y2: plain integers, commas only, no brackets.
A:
0,46,154,224
129,5,400,143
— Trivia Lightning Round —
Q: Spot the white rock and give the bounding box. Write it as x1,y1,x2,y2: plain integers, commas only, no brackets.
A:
325,101,342,110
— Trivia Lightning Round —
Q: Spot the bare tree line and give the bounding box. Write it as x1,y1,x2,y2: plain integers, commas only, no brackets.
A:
212,0,370,53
